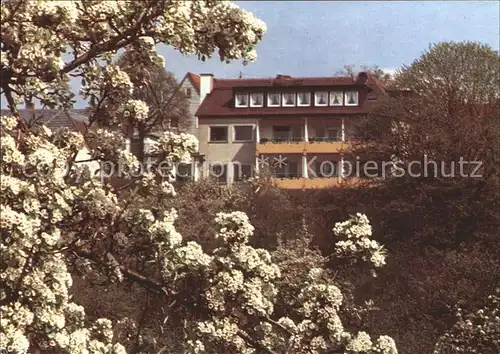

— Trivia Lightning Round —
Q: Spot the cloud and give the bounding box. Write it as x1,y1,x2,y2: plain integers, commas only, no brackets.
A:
381,68,399,76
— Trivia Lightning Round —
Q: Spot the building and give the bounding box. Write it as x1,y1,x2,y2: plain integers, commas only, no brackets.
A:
169,72,203,182
178,72,201,136
193,72,388,189
123,72,202,182
1,106,100,175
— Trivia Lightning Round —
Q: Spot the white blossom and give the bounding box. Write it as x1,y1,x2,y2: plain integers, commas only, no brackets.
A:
346,331,373,352
333,213,387,269
118,99,149,122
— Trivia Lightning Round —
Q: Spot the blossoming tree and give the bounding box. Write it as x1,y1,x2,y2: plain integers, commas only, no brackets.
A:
1,1,397,353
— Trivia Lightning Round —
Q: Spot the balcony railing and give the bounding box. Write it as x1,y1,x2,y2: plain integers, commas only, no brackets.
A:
260,136,342,143
257,136,349,154
308,136,342,142
272,177,363,189
259,137,304,143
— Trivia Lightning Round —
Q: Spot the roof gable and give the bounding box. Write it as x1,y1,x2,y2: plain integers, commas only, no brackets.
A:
183,72,200,94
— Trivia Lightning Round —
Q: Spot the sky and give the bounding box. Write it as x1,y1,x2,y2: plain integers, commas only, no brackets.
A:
160,1,500,79
1,1,499,108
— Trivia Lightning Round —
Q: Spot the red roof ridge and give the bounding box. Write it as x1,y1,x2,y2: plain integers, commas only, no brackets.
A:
214,75,356,81
211,75,362,90
185,72,200,93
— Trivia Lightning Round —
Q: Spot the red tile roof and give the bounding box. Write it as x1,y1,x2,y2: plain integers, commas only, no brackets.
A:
196,74,385,118
186,72,200,93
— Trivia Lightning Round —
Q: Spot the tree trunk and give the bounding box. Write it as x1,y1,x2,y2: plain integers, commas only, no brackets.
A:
138,122,146,163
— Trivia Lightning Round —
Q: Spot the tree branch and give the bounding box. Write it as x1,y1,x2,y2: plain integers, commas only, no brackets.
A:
74,250,169,296
237,330,277,354
62,10,150,74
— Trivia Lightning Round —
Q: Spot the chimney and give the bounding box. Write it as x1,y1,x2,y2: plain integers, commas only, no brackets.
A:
276,74,292,80
199,73,214,104
356,71,369,84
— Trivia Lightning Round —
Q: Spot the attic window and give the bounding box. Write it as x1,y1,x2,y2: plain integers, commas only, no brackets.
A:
267,92,281,107
186,88,192,98
315,92,328,106
345,91,359,106
250,93,264,107
329,91,343,106
282,92,296,107
235,93,249,107
297,92,311,106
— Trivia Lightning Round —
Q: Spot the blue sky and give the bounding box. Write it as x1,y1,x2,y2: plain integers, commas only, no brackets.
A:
2,1,499,108
160,0,499,80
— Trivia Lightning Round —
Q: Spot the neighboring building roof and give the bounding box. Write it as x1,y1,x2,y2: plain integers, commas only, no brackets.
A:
1,108,89,134
184,72,200,94
196,73,385,118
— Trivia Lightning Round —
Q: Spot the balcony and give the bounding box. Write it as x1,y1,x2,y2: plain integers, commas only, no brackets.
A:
272,177,362,189
306,137,351,153
256,137,351,154
256,137,305,154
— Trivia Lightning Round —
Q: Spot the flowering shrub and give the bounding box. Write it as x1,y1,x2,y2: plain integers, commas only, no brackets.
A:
333,213,387,268
433,288,500,353
1,118,126,353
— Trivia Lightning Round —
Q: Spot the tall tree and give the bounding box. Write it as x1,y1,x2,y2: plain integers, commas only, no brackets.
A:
352,41,500,246
115,45,191,162
394,41,500,109
334,65,394,87
347,41,500,353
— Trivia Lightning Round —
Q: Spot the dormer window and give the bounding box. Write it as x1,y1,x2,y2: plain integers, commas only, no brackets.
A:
345,91,359,106
315,92,328,106
250,93,264,107
329,91,343,106
282,92,296,107
297,92,311,106
267,92,281,107
235,93,249,107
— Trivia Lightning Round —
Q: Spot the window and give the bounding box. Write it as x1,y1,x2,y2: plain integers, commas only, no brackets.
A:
273,161,299,178
329,91,343,106
297,92,311,106
129,137,141,157
273,126,292,141
326,128,339,140
209,126,228,142
186,88,192,98
100,161,114,176
315,91,328,106
234,125,253,142
282,92,296,107
250,93,264,107
176,163,192,182
235,93,249,107
170,117,179,128
210,163,228,184
267,92,281,107
129,135,158,162
233,164,253,182
344,91,359,106
315,161,339,178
